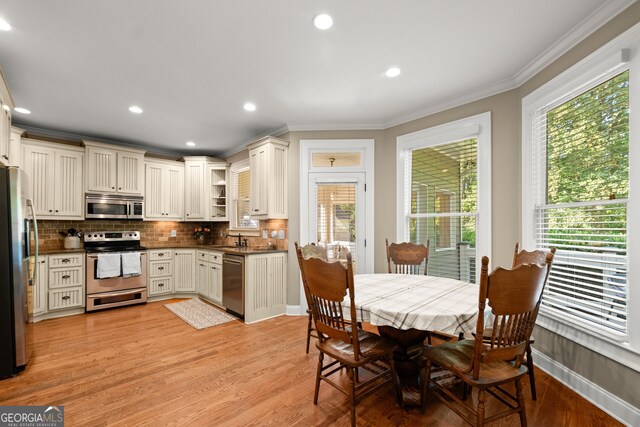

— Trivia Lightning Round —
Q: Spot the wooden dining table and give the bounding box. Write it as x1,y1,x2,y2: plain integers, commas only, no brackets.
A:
344,273,481,403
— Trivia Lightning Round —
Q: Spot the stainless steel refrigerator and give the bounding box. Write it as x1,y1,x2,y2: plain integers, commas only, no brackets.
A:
0,166,38,379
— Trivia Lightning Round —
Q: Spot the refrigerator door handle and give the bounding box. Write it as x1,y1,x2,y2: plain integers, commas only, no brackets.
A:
26,199,39,287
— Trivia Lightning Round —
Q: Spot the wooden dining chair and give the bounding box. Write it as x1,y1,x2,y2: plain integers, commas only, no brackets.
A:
294,242,327,354
420,253,553,426
295,246,400,427
386,238,429,275
509,243,556,400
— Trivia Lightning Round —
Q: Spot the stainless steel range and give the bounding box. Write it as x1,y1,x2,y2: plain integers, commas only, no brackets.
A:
85,231,147,312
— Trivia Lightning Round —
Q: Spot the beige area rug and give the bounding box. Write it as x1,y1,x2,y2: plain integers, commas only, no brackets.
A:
164,298,238,330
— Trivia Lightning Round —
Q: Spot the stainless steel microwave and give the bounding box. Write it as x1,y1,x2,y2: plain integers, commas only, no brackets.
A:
85,193,144,219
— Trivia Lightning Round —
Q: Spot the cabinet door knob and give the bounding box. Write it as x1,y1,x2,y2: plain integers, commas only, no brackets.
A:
55,210,59,213
119,187,122,190
1,155,8,160
49,210,53,213
112,187,115,190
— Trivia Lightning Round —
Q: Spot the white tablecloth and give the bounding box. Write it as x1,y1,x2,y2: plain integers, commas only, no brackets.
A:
344,274,480,334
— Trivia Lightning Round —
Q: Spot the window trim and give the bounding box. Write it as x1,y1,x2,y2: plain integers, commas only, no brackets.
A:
396,112,491,283
522,21,640,367
228,159,259,235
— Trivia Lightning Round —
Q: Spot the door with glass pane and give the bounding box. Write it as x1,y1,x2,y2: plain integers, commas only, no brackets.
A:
309,173,366,273
407,138,478,282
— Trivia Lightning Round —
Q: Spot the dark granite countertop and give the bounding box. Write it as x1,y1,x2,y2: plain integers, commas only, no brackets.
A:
142,242,288,255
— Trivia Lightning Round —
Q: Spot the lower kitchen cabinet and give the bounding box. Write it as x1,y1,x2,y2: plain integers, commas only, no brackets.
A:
173,249,196,293
47,253,84,311
245,252,287,324
148,250,174,296
31,255,48,317
196,250,222,304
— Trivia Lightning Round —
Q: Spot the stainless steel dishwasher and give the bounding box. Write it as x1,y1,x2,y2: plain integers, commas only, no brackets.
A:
222,254,245,318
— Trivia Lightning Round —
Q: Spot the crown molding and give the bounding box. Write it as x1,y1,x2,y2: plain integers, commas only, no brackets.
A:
16,123,186,158
286,122,385,132
514,0,637,86
383,77,517,129
220,125,290,159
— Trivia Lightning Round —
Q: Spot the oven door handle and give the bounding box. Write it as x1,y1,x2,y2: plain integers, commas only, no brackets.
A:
88,288,147,299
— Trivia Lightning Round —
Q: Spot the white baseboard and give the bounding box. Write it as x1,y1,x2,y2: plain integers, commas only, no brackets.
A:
532,349,640,426
286,305,304,316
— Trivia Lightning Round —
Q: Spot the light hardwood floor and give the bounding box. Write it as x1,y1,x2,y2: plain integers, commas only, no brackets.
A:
0,299,622,426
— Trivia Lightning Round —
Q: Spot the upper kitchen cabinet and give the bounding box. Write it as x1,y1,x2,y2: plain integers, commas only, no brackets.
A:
183,156,229,222
84,140,145,195
0,69,14,167
22,139,84,219
6,127,25,168
248,136,289,219
209,163,229,221
145,159,184,220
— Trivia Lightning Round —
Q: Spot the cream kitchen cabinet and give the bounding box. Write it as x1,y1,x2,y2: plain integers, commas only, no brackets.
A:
248,136,288,219
47,253,84,311
196,250,222,304
145,160,184,220
22,140,84,219
31,256,48,317
148,250,174,296
245,252,287,323
183,156,229,221
209,164,229,221
173,249,196,293
4,126,24,168
0,73,13,167
84,141,145,195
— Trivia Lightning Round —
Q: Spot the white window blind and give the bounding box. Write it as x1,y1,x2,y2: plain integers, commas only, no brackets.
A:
405,138,478,282
232,167,257,229
532,70,629,335
315,183,359,272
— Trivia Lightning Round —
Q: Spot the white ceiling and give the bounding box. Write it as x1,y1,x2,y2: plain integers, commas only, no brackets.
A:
0,1,633,157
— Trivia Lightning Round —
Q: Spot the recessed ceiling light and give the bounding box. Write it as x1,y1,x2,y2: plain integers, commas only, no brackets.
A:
128,105,143,114
186,141,196,147
313,14,333,30
385,67,401,78
0,18,11,32
2,104,10,112
243,102,256,112
14,107,31,115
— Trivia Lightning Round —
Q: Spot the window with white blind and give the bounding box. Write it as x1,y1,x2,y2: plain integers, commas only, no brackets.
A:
229,160,258,230
523,33,640,359
397,113,491,284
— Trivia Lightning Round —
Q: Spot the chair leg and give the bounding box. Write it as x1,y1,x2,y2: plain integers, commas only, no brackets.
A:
306,312,313,354
420,359,433,413
347,367,357,427
314,352,324,405
477,388,486,427
516,378,527,427
526,343,537,400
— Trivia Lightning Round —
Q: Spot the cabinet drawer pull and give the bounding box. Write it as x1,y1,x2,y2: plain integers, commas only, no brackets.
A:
1,155,8,160
158,266,164,270
158,253,164,257
61,258,71,263
62,296,71,300
158,283,164,287
199,264,205,267
62,275,71,279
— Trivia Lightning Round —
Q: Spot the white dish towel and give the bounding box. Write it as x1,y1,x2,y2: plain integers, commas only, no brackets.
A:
97,253,121,279
121,252,142,276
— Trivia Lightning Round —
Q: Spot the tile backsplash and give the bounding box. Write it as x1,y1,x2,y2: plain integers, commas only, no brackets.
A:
37,219,288,251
